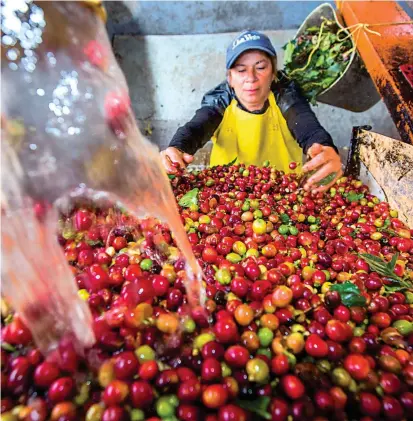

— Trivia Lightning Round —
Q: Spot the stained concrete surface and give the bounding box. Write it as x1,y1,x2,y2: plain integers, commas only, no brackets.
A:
113,30,399,154
105,1,335,37
105,1,413,37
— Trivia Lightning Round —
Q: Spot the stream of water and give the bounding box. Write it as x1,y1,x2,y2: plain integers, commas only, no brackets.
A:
1,0,205,356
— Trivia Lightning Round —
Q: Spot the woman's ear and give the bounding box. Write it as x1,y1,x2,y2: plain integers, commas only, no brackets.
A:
226,70,232,89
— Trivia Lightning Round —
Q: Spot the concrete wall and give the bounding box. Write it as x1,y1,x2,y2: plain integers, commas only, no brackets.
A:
105,1,334,37
107,1,401,155
105,1,413,37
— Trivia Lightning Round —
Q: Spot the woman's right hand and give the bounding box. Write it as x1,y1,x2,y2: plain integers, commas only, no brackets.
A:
160,147,194,174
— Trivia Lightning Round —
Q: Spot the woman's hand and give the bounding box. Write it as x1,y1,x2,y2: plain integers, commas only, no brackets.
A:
302,143,343,193
160,147,194,174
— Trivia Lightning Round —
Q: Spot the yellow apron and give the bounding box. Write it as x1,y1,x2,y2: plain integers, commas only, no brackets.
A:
210,92,303,173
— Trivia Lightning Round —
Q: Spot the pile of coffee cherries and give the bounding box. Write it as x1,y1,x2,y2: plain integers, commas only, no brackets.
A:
2,163,413,421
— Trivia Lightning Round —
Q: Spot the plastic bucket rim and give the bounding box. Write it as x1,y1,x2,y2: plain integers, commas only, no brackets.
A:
292,2,356,98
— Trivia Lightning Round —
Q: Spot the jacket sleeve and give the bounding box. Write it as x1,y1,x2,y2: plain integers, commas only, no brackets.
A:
273,72,338,154
168,82,232,155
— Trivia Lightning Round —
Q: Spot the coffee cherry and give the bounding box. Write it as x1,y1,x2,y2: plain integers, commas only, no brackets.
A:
202,384,228,409
34,362,60,388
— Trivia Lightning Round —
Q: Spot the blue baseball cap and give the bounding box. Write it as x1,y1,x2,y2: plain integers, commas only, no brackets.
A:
226,30,277,69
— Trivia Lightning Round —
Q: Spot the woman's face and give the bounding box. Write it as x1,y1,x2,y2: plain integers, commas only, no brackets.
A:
228,50,274,112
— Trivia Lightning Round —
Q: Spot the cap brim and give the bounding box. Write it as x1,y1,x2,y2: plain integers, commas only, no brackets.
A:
227,46,276,69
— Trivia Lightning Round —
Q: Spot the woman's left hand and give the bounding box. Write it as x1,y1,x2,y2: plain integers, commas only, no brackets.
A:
302,143,343,193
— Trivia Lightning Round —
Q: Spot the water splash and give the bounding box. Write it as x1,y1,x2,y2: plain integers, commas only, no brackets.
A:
1,1,205,356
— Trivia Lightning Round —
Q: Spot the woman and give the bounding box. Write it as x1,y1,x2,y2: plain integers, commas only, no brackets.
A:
161,30,342,193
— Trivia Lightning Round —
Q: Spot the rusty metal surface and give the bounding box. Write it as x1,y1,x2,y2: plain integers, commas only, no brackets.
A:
400,64,413,88
346,128,413,226
336,0,413,144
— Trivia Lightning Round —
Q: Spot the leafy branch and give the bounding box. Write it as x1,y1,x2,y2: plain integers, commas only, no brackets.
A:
359,253,401,281
359,253,413,292
283,18,353,104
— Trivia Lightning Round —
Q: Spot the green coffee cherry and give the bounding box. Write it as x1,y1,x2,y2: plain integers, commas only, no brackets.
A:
393,320,413,336
258,327,274,347
130,409,145,421
289,226,299,236
156,397,175,418
215,268,231,285
278,225,289,235
140,258,153,271
135,345,155,363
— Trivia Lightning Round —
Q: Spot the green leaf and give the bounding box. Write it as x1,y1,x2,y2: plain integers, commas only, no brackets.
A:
321,76,338,89
306,26,321,33
383,284,408,293
346,191,365,203
382,218,391,229
236,397,271,420
329,33,337,43
280,213,291,224
331,282,360,295
178,188,199,208
168,174,176,180
227,156,238,166
341,292,367,307
389,252,399,272
325,62,343,77
381,227,398,237
325,55,336,67
86,239,103,247
283,41,295,65
360,259,388,275
330,282,366,307
316,172,337,186
320,36,331,51
1,342,16,352
359,253,386,265
4,314,13,325
306,70,321,79
382,274,413,294
359,253,402,282
330,42,343,53
315,54,325,67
